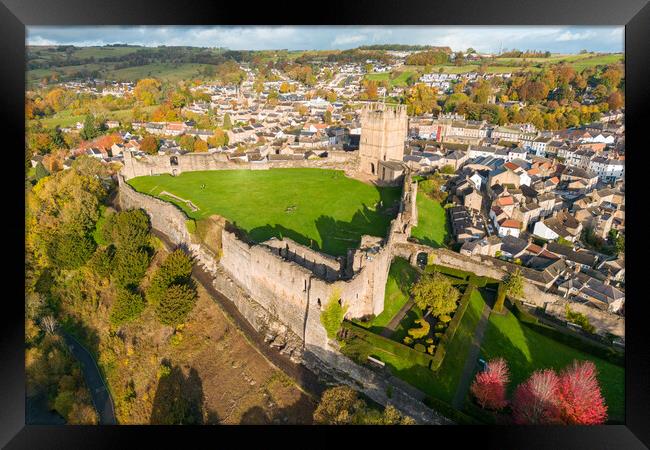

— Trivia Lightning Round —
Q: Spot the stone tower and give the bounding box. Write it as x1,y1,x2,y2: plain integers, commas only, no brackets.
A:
359,103,408,177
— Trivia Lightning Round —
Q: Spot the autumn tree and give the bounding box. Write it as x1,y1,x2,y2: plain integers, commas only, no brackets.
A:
557,360,607,425
361,80,379,101
410,270,460,318
601,65,623,90
207,129,229,147
607,91,624,110
512,369,562,424
140,135,160,155
405,83,439,116
193,139,208,152
45,88,69,113
470,358,510,410
134,78,162,106
503,267,525,299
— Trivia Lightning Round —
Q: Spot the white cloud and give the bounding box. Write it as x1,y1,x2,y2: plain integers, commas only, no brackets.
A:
556,30,597,42
331,34,367,46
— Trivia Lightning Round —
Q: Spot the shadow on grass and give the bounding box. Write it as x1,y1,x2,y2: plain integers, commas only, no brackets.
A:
150,362,220,424
239,393,315,425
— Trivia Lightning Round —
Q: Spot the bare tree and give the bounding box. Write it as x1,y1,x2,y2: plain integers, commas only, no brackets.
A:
40,315,58,335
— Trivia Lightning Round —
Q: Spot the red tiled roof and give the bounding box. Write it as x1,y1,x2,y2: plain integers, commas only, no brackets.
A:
496,196,514,206
499,219,522,229
504,162,519,171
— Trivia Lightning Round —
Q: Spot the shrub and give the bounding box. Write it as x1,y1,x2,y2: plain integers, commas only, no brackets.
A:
414,343,426,353
403,336,413,345
565,305,596,334
427,345,435,354
438,314,452,323
155,284,197,327
425,338,434,344
434,332,443,339
407,318,430,339
185,219,196,235
110,289,146,326
157,362,171,379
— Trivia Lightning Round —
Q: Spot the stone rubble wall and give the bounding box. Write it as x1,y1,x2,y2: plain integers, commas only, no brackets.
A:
120,150,360,180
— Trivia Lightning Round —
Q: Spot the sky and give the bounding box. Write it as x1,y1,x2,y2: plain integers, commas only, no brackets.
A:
26,26,624,54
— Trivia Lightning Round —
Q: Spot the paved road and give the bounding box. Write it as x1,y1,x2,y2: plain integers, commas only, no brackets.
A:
152,230,327,399
380,299,414,338
63,333,117,425
451,303,492,410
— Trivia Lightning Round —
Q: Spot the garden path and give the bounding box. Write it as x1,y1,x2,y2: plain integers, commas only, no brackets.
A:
380,298,414,338
451,303,492,410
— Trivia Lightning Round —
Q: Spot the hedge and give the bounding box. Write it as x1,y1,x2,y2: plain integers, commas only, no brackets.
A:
340,321,435,367
430,284,475,371
426,264,499,287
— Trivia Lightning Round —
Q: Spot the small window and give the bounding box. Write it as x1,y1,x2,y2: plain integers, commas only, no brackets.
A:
317,298,321,307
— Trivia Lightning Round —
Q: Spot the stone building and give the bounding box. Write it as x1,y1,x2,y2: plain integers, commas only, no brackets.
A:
359,103,408,183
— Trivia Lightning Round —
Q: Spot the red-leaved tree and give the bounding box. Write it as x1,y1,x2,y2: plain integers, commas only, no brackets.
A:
557,360,608,425
470,357,510,410
512,369,563,424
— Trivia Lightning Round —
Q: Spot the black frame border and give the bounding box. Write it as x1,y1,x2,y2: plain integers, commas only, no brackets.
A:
2,0,649,448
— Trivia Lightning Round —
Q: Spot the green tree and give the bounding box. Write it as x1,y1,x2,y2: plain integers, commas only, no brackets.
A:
111,247,151,289
147,249,193,306
88,245,114,279
80,114,99,141
102,209,151,251
110,288,146,326
155,283,197,326
48,232,96,270
323,110,332,124
222,113,232,129
410,271,460,318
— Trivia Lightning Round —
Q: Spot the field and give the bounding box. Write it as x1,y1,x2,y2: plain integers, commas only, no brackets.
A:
365,70,417,87
128,168,402,257
493,52,623,71
479,309,624,423
35,105,158,129
106,63,216,82
410,191,448,248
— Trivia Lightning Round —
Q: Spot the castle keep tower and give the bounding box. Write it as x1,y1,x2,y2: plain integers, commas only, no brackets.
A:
359,103,408,182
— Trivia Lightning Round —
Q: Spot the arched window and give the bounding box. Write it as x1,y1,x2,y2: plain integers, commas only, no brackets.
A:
170,156,179,166
370,163,375,174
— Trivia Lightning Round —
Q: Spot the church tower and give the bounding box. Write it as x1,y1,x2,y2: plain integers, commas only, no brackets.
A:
359,103,408,179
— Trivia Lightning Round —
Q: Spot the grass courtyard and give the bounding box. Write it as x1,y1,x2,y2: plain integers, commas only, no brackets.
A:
479,309,625,423
410,191,448,248
128,168,402,257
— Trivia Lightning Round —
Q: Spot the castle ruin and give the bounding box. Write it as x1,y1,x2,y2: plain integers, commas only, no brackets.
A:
358,103,408,184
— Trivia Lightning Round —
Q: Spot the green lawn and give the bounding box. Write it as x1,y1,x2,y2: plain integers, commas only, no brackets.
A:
354,257,419,332
410,191,448,248
128,168,402,257
35,105,158,129
105,63,215,82
381,288,486,404
479,309,624,423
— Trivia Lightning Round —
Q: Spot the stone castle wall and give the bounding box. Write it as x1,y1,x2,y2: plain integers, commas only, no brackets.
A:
120,149,359,180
